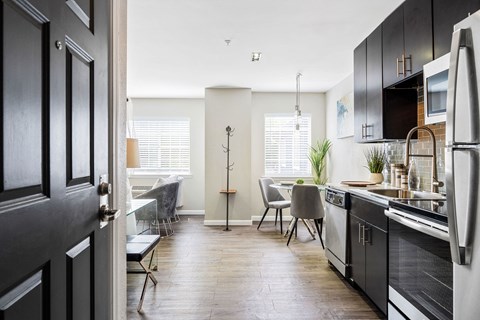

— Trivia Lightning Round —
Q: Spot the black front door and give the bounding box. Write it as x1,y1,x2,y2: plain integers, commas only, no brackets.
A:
0,0,111,319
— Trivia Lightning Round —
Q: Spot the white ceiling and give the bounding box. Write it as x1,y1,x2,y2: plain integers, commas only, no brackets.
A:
127,0,404,98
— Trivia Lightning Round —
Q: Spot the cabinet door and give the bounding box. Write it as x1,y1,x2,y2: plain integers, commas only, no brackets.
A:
433,0,480,59
349,214,366,290
365,224,388,315
354,40,367,142
404,0,433,75
366,25,383,141
383,4,404,88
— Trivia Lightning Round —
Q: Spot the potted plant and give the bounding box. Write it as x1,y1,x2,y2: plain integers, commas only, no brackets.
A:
308,139,332,185
364,146,386,184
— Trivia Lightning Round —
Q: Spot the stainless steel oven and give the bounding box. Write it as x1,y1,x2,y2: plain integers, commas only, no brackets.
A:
386,203,452,320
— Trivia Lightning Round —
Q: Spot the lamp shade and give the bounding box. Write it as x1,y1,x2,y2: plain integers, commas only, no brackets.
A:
126,138,140,168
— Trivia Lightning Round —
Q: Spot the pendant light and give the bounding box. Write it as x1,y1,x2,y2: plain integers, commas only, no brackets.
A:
295,73,302,130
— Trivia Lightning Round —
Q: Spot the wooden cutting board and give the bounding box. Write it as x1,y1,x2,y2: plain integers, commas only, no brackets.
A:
340,180,377,187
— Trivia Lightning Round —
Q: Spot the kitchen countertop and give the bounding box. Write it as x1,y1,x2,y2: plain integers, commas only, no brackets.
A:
327,183,399,206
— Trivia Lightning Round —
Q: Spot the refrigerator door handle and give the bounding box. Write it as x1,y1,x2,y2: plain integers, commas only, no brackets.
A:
446,146,479,265
447,28,479,146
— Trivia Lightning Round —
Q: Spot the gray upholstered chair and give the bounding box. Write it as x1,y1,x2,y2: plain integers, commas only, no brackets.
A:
287,184,325,248
258,178,291,233
136,181,179,236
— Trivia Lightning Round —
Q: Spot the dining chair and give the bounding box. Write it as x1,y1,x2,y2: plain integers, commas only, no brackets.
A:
258,178,291,233
136,181,179,236
287,184,325,248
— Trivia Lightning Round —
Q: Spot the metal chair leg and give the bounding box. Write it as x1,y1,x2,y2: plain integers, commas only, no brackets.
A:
257,207,269,230
314,219,325,249
275,209,278,226
279,209,283,234
287,218,298,246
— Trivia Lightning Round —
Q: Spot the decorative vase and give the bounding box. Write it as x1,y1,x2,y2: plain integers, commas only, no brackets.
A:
369,172,384,184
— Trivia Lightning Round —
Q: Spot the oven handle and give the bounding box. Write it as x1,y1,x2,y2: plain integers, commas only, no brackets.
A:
385,210,450,242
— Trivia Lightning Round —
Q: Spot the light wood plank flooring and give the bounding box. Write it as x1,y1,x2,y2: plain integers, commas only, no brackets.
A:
127,216,384,320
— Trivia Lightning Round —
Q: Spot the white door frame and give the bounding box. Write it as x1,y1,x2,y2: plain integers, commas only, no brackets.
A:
109,0,127,319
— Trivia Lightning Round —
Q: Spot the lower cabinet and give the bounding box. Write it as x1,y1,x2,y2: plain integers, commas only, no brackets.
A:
349,196,388,315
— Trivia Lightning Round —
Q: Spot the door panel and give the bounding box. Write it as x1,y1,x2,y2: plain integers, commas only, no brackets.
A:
366,25,383,141
354,40,367,142
0,271,45,320
66,0,92,30
0,0,111,319
382,4,404,88
66,237,92,320
66,38,94,187
349,214,366,290
365,224,388,314
2,0,48,199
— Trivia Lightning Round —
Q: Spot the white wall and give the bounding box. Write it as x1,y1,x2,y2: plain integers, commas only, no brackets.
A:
128,98,205,211
325,75,371,183
205,88,252,224
250,92,326,219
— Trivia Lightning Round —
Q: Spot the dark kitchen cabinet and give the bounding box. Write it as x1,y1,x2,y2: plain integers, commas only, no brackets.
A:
383,0,433,88
354,24,418,142
349,195,388,315
354,39,367,142
433,0,480,58
354,26,383,142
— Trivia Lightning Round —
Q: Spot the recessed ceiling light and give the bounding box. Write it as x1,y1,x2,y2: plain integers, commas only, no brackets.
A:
251,52,262,62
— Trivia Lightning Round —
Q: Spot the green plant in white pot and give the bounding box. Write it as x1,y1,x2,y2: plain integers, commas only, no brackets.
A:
364,146,386,184
308,139,332,185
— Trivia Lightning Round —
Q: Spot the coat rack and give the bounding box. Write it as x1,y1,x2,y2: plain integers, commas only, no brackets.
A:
220,126,236,231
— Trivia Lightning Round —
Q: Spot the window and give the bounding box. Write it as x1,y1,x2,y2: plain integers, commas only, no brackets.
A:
264,114,311,177
133,118,190,174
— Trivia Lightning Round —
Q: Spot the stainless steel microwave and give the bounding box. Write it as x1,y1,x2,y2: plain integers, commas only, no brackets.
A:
423,53,449,124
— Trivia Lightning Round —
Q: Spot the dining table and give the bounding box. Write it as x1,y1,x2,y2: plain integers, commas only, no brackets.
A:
269,183,326,239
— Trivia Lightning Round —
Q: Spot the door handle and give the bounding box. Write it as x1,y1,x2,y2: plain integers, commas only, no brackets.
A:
446,146,479,265
404,54,412,75
447,28,479,145
99,204,120,222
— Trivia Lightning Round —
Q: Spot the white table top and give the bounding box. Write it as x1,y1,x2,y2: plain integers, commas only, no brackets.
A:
269,183,326,191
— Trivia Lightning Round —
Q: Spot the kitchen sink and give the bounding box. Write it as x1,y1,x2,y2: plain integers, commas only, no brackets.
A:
367,189,445,200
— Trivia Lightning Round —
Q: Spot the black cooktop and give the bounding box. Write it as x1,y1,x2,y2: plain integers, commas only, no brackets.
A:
389,199,448,224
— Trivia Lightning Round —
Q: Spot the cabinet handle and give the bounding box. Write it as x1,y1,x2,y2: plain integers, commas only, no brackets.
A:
361,124,365,139
364,124,372,138
363,226,370,245
404,54,412,75
358,223,362,243
396,57,402,77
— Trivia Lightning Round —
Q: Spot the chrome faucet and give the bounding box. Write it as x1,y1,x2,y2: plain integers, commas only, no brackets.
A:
404,126,444,193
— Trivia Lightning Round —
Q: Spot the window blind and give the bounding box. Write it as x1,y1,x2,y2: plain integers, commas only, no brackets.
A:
133,119,190,174
264,114,311,177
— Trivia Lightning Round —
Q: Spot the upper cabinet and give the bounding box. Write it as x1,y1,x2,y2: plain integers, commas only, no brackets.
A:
355,25,417,143
433,0,480,58
354,26,383,142
382,0,433,88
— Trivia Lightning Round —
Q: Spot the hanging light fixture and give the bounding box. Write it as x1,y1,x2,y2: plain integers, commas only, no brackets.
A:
295,73,302,130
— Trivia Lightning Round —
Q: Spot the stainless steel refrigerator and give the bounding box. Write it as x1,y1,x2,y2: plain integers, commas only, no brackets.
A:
446,10,480,320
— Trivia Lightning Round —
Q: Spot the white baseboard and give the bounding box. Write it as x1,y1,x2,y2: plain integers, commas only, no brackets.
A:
203,220,252,226
177,209,205,216
251,215,293,222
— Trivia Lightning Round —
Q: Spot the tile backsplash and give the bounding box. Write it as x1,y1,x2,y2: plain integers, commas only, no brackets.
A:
382,91,446,194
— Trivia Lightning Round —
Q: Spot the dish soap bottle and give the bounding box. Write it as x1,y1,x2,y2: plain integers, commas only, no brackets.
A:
408,159,420,191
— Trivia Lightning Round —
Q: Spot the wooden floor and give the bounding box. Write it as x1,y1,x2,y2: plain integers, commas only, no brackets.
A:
127,216,385,320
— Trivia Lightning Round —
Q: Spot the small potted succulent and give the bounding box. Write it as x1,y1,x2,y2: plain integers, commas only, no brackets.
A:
364,146,386,184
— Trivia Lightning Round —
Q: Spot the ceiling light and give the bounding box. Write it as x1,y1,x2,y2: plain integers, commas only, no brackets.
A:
295,73,302,130
251,52,262,62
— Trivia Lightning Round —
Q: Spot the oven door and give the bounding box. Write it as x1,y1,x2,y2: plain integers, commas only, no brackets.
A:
386,209,452,320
